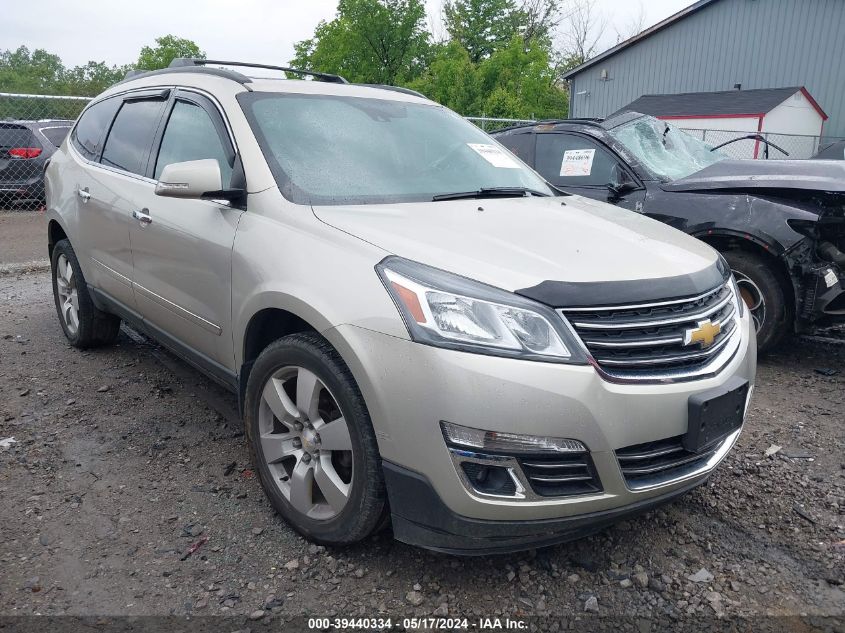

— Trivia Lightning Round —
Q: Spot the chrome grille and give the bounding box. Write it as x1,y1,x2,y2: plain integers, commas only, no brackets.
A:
561,281,741,381
517,453,602,497
616,434,723,489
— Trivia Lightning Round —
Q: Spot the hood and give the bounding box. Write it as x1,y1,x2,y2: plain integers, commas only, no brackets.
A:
312,195,719,296
664,159,845,193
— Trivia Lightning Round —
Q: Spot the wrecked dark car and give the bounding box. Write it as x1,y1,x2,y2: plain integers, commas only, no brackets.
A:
493,112,845,351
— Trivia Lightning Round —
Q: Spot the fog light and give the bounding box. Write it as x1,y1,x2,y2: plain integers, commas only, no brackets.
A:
460,462,517,496
441,421,586,454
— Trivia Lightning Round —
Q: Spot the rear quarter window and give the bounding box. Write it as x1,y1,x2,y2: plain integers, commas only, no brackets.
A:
40,126,72,148
0,125,36,150
71,98,121,161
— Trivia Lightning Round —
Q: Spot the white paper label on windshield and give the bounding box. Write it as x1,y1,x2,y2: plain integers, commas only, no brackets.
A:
467,143,521,168
559,149,595,177
824,269,838,288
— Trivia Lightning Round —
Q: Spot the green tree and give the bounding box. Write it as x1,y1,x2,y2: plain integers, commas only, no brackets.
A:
443,0,523,63
135,35,205,71
291,0,431,85
0,46,64,93
476,36,566,119
61,61,130,96
411,36,566,119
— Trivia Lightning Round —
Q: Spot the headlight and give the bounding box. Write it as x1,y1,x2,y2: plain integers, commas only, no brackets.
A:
376,256,587,363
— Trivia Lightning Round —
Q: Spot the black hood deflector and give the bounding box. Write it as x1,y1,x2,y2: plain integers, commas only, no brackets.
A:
516,259,730,309
663,159,845,193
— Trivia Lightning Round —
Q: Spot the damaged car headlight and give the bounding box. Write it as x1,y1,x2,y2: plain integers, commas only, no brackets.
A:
377,256,587,363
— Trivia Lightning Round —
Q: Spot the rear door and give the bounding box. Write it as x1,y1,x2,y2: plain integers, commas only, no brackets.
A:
70,91,167,308
128,90,243,371
534,132,646,212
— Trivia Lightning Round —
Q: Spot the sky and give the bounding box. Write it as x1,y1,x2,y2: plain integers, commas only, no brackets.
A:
1,0,693,69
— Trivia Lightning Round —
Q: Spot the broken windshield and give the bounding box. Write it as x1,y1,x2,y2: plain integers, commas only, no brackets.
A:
609,116,728,181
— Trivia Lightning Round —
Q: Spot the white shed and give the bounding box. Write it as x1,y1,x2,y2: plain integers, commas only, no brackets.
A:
618,86,828,159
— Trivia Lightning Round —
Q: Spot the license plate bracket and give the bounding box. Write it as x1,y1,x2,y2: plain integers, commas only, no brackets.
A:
684,377,749,453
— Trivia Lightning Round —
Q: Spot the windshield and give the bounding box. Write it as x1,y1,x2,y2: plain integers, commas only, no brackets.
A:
239,92,551,205
609,116,727,181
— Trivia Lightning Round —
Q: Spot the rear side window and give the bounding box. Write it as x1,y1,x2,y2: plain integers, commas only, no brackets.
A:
535,133,620,187
0,125,36,151
154,100,233,184
40,126,71,148
101,100,166,176
71,98,120,161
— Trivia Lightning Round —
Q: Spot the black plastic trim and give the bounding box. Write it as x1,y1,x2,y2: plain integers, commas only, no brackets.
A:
383,460,708,555
120,66,253,85
169,58,348,84
90,286,238,392
516,259,730,309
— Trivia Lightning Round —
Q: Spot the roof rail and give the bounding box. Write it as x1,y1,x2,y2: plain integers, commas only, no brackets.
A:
169,58,349,84
357,84,426,99
120,65,253,85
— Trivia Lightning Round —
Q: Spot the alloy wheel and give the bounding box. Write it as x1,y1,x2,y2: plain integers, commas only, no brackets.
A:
55,253,79,336
733,268,766,333
258,366,353,520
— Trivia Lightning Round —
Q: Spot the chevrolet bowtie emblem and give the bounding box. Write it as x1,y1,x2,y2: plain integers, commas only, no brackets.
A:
684,319,721,348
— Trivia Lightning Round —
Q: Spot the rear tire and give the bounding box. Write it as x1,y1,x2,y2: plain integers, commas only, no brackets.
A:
723,250,791,353
244,332,387,545
51,239,121,348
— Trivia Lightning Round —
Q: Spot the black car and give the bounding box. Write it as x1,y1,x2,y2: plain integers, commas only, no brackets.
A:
493,112,845,351
0,119,73,208
814,139,845,160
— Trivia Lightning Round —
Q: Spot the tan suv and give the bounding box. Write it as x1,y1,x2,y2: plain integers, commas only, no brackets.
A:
45,59,756,554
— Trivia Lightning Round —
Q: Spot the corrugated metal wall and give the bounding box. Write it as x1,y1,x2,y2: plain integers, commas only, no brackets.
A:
567,0,845,138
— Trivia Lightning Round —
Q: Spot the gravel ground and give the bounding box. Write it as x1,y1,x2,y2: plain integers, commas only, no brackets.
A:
0,271,843,630
0,211,46,267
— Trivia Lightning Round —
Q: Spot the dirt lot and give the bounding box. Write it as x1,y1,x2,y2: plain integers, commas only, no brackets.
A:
0,267,843,630
0,211,47,268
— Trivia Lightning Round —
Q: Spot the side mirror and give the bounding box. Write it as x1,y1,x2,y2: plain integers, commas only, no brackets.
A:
155,159,243,203
608,164,637,199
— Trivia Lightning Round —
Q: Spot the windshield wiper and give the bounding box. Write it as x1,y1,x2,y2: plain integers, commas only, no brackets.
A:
710,134,789,160
432,187,550,202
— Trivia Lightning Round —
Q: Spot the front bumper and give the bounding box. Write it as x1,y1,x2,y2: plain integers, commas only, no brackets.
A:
383,460,710,555
326,313,755,548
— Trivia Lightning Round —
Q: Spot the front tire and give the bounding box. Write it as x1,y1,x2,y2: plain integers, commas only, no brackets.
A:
244,332,387,545
50,239,121,348
723,250,791,353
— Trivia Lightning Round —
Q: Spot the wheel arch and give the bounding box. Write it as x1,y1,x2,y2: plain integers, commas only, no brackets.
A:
697,230,797,316
47,218,69,259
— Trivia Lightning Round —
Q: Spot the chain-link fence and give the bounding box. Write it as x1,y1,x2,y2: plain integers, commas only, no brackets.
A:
0,93,91,208
679,127,841,160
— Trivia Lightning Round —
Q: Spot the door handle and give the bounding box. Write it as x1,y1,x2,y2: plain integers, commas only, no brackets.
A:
132,208,152,226
77,187,91,203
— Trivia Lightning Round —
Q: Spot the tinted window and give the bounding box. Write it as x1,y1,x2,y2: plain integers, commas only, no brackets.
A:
40,126,71,148
535,133,619,187
101,100,165,175
71,98,120,161
496,131,535,162
154,100,233,185
0,125,35,149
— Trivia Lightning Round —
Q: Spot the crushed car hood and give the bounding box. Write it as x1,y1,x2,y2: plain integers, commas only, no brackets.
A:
664,159,845,193
312,195,719,294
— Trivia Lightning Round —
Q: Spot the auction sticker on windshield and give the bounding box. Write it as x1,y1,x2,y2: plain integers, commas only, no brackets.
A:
467,143,521,168
560,148,595,177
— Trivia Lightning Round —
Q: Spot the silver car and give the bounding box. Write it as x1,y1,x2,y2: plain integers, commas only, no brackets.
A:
45,59,756,554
